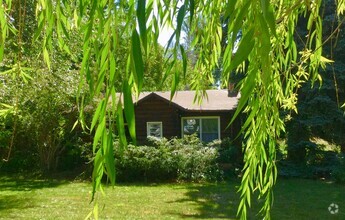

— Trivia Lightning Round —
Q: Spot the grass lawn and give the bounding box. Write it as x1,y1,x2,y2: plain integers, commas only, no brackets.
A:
0,175,344,220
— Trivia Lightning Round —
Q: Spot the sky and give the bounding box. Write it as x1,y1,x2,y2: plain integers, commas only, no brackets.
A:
158,27,174,47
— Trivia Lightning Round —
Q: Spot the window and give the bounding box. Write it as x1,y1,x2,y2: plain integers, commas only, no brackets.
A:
182,117,220,142
147,122,163,138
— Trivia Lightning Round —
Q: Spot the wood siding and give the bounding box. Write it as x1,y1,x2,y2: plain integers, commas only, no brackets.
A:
134,94,241,144
135,95,180,144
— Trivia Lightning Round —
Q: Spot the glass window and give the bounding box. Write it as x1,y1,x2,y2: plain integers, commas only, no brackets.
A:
201,118,219,142
182,117,219,143
183,118,200,136
147,122,163,138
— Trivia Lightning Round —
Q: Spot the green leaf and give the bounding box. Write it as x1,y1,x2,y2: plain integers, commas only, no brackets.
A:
93,202,99,220
260,0,276,37
227,28,255,73
189,0,195,24
116,100,128,148
337,0,345,15
137,0,147,52
71,120,79,131
131,29,144,92
43,47,51,70
91,99,105,132
224,0,236,19
60,19,70,40
109,53,116,85
170,69,179,101
94,70,106,97
33,13,45,41
176,4,186,42
0,43,4,61
19,70,33,82
104,131,115,185
165,32,176,54
91,149,104,201
230,67,257,125
123,81,136,145
234,100,258,133
231,1,251,45
93,118,105,153
180,45,187,79
319,55,334,63
84,210,93,220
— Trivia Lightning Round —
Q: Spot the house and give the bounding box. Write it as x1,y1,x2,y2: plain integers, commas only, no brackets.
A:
134,89,241,144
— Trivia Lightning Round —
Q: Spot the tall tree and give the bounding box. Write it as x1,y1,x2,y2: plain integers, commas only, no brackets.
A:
287,0,345,159
1,1,345,219
0,0,86,170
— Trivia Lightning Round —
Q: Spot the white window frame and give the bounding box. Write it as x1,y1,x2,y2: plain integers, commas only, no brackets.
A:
181,116,220,141
147,122,163,138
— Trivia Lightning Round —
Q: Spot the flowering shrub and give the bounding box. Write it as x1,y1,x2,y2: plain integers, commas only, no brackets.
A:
114,135,224,182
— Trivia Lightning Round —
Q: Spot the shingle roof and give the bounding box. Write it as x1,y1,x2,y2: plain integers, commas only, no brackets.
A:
136,89,240,111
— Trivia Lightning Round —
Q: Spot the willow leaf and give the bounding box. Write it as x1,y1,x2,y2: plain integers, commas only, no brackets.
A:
176,4,186,42
131,30,144,92
261,0,276,37
137,0,147,52
224,0,236,19
91,149,104,201
227,28,255,73
231,0,251,45
170,69,179,101
93,202,99,220
180,45,187,79
93,117,105,153
43,47,51,70
123,81,136,145
104,130,115,185
91,99,105,132
165,32,176,54
116,100,128,148
189,0,195,24
230,68,256,125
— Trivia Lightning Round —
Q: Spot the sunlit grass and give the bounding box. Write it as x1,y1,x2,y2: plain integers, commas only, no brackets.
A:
0,176,344,219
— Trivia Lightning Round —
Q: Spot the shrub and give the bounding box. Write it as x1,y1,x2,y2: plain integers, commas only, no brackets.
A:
170,136,221,181
207,138,243,178
331,153,345,184
115,143,177,182
114,135,223,182
278,140,345,182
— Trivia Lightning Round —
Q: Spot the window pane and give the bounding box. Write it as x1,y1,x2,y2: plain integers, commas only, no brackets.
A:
147,122,162,138
183,118,200,137
201,118,218,142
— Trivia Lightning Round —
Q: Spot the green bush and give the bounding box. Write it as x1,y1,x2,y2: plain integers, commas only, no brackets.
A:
278,141,345,182
170,136,221,181
114,135,223,182
115,143,177,182
331,153,345,184
207,138,243,178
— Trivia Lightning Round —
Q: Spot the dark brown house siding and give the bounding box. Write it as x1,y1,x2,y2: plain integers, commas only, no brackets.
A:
135,94,180,143
134,93,241,144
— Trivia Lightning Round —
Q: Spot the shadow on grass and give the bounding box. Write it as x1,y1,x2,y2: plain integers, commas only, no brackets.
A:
0,175,69,214
168,181,241,219
172,178,345,220
0,195,35,212
0,176,67,191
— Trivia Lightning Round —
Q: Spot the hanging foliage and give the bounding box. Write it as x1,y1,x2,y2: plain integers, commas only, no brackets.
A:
1,0,345,219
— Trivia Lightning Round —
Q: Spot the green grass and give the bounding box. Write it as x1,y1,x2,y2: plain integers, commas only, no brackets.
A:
0,176,344,219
